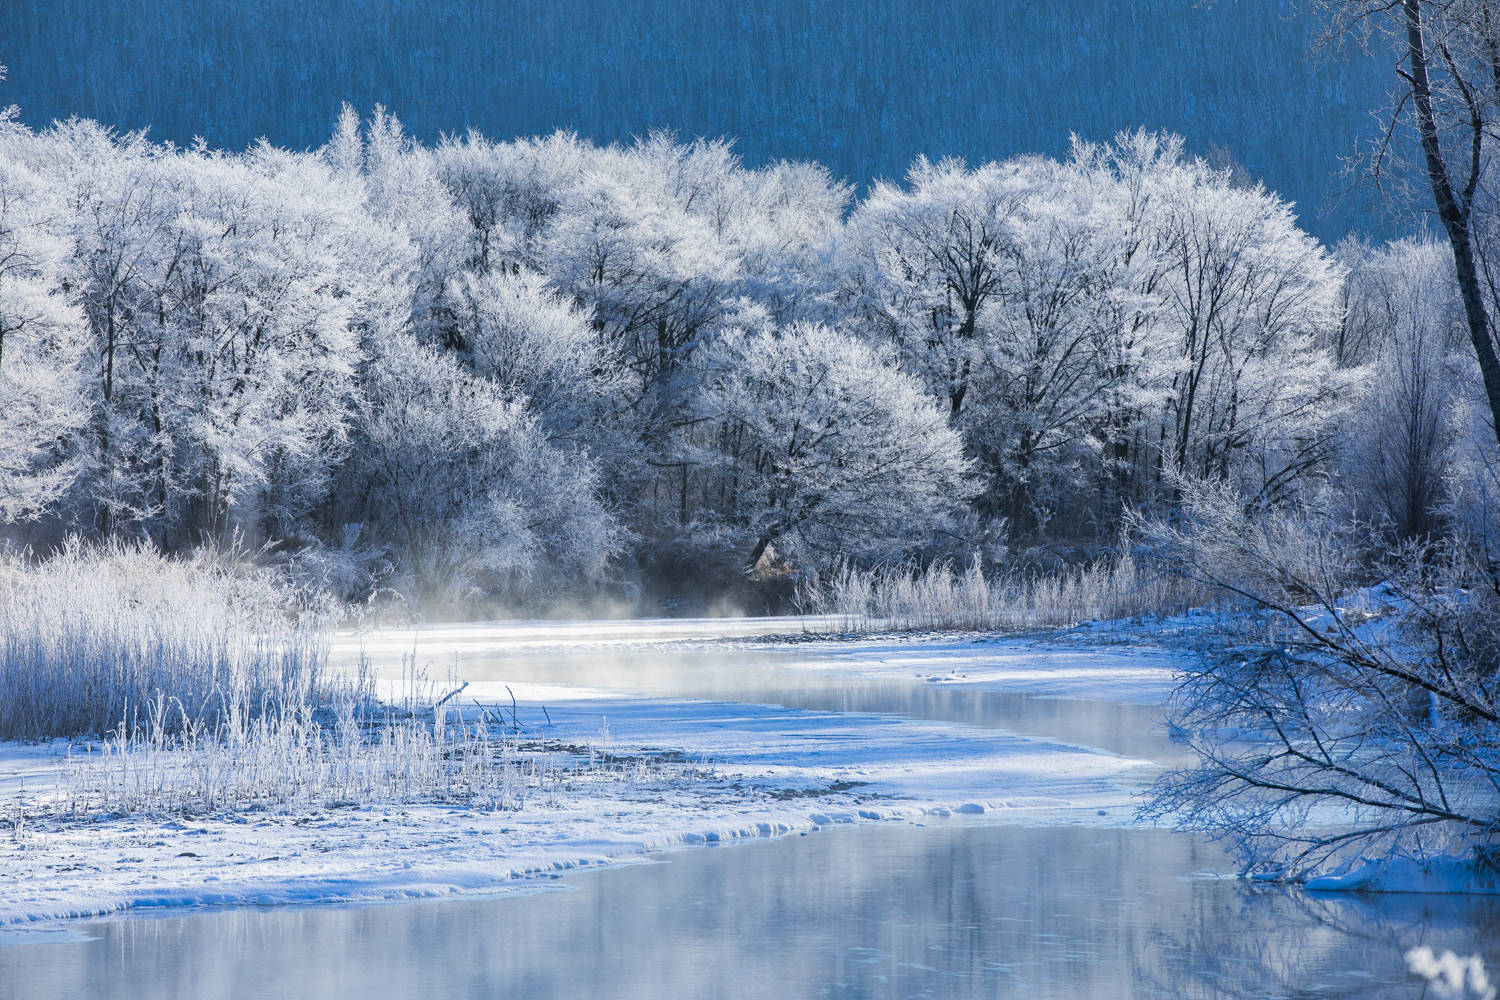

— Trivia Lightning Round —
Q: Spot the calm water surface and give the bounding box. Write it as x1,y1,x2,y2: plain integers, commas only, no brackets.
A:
2,823,1493,999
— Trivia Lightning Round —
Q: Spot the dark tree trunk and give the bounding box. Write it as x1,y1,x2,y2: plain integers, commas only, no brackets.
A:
1404,0,1500,454
746,533,773,574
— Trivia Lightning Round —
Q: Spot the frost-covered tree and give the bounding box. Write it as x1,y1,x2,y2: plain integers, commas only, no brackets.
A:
0,129,89,521
432,129,584,277
849,156,1024,420
6,118,414,549
342,334,619,602
956,157,1157,532
1148,155,1350,503
1316,0,1500,453
431,127,857,540
717,159,850,327
1340,239,1462,537
443,267,626,449
35,121,178,537
435,131,730,394
329,105,466,347
848,135,1348,536
157,145,371,542
693,321,974,568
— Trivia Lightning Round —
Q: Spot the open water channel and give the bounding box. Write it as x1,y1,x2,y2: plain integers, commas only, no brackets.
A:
2,620,1495,998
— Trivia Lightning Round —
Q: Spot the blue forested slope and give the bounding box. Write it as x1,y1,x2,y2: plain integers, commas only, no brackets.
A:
1,0,1401,240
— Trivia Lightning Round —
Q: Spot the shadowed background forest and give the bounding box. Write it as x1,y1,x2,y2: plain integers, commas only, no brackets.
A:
1,0,1398,242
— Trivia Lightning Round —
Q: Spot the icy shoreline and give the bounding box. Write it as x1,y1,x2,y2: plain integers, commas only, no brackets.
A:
0,620,1174,928
1304,857,1500,896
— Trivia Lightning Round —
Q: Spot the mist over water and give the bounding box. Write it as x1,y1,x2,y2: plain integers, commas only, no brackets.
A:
336,620,1183,761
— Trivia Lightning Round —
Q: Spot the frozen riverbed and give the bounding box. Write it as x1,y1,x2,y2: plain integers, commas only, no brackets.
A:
4,616,1498,998
0,617,1176,926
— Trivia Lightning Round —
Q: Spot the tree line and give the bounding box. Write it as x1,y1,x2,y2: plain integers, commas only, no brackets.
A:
0,102,1488,607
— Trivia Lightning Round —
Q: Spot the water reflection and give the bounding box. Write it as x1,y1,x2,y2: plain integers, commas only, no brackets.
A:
4,824,1490,1000
427,645,1184,765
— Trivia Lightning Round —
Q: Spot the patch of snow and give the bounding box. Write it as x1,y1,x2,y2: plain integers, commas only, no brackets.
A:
1406,946,1498,1000
1304,856,1500,896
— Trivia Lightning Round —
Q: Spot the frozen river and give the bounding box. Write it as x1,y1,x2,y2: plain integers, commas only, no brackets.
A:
2,618,1496,998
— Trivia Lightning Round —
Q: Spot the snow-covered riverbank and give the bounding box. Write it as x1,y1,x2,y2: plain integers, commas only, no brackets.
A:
0,619,1181,928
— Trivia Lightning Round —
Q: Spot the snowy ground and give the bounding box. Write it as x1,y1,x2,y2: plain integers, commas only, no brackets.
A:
0,617,1185,928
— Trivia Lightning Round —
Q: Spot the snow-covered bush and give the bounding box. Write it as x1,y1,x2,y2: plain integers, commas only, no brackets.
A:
0,540,329,741
1138,478,1500,878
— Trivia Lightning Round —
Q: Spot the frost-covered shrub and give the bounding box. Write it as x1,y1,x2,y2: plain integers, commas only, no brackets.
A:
58,694,546,817
0,540,329,741
811,548,1204,631
262,524,391,609
0,540,651,816
1138,479,1500,878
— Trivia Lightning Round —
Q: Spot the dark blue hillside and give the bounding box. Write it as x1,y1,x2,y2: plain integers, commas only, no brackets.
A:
1,0,1400,240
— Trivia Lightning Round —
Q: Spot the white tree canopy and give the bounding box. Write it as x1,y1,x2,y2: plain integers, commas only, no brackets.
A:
695,321,975,566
